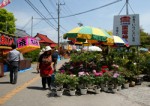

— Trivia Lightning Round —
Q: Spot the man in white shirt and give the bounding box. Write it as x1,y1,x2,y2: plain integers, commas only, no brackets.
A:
7,44,20,84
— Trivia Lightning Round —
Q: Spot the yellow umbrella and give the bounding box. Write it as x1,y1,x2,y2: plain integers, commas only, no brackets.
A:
63,26,113,43
103,35,127,46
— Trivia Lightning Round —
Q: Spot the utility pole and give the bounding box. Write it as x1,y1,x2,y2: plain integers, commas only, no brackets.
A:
57,0,65,50
31,16,33,37
57,0,60,50
126,0,129,15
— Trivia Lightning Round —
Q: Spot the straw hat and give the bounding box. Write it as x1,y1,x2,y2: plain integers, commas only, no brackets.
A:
45,46,52,51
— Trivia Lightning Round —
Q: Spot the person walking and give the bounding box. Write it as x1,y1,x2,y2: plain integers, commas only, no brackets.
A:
38,46,53,89
7,44,20,84
52,48,59,72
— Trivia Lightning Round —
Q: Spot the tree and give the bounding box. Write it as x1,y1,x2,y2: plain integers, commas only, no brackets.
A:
0,9,16,34
140,27,150,47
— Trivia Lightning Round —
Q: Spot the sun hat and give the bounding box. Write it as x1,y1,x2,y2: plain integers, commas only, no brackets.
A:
45,46,52,51
41,48,46,52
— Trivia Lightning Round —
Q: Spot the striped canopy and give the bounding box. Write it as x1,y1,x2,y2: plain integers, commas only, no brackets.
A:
63,26,113,43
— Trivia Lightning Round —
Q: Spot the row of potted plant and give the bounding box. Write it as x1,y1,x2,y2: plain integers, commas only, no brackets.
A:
54,68,127,96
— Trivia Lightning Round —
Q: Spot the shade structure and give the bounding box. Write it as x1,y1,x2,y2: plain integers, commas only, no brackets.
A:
103,35,129,47
63,26,113,43
83,46,102,51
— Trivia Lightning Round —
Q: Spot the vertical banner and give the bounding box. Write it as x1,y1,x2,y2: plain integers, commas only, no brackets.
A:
113,14,140,46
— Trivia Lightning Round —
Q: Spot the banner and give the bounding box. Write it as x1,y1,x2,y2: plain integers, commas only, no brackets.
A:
17,36,40,53
113,14,140,46
0,0,11,8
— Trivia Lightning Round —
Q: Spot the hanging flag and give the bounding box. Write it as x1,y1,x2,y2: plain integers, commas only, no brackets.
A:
0,0,11,8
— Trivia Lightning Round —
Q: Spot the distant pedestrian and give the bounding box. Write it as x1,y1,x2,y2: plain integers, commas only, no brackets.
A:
52,48,59,72
38,46,53,89
7,44,20,84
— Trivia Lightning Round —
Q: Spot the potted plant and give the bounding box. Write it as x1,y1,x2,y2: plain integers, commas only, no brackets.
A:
66,75,79,96
78,74,90,95
117,75,125,91
54,73,68,96
93,76,104,93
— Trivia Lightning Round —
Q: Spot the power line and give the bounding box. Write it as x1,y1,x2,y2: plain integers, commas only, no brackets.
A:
25,0,57,31
33,0,122,20
40,0,68,32
59,0,122,18
40,0,57,24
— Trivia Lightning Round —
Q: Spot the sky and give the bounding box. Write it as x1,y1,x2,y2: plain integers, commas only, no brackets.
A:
3,0,150,43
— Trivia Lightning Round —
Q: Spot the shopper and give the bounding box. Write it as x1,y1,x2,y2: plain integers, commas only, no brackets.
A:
38,46,53,89
52,48,59,72
7,44,20,84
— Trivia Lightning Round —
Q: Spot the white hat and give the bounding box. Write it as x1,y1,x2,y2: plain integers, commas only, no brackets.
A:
41,48,45,52
45,46,52,51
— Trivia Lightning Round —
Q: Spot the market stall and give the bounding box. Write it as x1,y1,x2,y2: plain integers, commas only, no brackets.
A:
0,33,40,77
16,36,40,72
0,32,14,77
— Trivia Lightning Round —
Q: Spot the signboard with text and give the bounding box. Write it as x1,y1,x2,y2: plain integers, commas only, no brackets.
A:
17,36,40,53
113,14,140,46
17,36,39,48
0,33,14,46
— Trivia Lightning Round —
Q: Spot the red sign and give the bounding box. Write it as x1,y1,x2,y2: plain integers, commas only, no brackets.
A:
0,33,14,46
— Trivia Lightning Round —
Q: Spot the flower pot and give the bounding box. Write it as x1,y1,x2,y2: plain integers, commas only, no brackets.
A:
135,77,142,85
112,88,117,93
100,84,105,91
123,83,129,89
56,90,64,97
94,88,101,94
87,84,94,89
117,85,122,91
129,81,135,87
108,84,113,89
104,86,108,92
80,88,88,95
69,90,76,96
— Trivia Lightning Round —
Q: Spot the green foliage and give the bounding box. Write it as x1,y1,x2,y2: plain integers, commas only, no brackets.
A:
66,75,79,89
23,49,40,62
117,75,125,85
94,76,104,85
54,73,68,86
139,53,150,75
0,9,16,34
78,75,94,88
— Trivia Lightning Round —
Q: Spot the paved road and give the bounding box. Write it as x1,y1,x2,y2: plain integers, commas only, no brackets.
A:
0,59,150,106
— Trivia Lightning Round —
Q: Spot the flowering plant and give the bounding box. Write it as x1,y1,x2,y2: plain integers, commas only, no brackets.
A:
54,73,68,87
66,74,79,90
78,72,93,88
